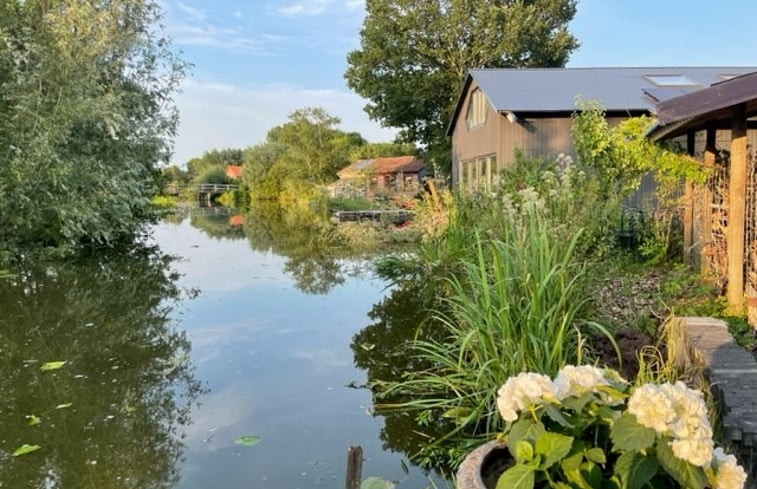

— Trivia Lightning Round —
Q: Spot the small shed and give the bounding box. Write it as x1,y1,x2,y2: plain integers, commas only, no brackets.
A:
226,165,243,180
648,71,757,320
335,156,425,196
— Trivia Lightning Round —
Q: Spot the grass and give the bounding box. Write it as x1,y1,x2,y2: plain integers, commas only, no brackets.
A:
375,209,616,465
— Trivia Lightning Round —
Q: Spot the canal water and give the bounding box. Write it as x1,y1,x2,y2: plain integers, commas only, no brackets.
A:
0,206,434,488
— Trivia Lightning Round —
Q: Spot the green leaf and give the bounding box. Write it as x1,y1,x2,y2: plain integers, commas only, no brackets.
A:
561,452,584,472
610,412,656,452
496,464,535,489
40,361,66,371
361,476,396,489
26,415,41,426
585,447,606,464
543,404,574,428
535,432,574,469
55,403,73,410
615,452,659,489
507,419,545,458
580,461,603,489
235,435,262,447
442,406,472,422
514,441,534,463
12,444,41,457
560,392,593,412
656,439,707,489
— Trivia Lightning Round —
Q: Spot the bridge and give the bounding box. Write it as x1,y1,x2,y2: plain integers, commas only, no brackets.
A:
195,183,239,205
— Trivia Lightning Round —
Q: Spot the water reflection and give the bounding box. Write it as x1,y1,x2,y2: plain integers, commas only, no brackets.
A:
352,283,461,475
0,247,202,488
187,202,374,294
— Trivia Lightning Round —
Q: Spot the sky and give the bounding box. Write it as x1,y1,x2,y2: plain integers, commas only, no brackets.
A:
163,0,757,166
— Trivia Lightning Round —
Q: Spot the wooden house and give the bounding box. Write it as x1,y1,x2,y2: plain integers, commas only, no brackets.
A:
334,156,425,196
447,67,757,191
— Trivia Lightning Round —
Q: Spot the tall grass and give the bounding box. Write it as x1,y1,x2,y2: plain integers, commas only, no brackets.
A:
377,208,615,448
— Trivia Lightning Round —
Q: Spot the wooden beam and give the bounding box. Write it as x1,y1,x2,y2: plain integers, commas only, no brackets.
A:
345,446,363,489
727,103,748,314
701,124,716,275
683,132,696,263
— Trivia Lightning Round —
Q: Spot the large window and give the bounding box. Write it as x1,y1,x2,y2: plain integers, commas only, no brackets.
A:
466,88,488,129
459,154,496,192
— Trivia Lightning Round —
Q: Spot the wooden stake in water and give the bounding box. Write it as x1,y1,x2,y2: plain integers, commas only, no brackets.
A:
345,445,363,489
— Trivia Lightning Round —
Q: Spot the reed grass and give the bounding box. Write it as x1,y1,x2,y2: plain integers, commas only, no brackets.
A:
377,209,616,445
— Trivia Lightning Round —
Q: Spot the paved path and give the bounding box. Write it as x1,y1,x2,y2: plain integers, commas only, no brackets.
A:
683,317,757,486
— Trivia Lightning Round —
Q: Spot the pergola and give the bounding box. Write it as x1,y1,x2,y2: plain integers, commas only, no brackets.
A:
648,71,757,315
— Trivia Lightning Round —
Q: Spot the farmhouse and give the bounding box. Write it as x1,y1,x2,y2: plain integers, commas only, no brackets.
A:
332,156,425,196
448,67,757,191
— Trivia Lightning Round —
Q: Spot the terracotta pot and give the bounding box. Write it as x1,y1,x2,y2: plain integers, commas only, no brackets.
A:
456,440,514,489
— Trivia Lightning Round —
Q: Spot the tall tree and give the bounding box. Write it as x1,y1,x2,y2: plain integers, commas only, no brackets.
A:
345,0,579,173
0,0,185,257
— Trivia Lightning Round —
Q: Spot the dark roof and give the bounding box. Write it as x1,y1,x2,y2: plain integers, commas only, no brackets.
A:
338,156,424,178
448,67,757,136
648,71,757,141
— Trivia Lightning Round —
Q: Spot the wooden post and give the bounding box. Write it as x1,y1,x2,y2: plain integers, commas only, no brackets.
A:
345,446,363,489
701,125,716,275
683,132,696,263
727,103,748,314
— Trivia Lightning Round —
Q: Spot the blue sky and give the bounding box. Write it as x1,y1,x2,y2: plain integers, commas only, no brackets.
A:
164,0,757,165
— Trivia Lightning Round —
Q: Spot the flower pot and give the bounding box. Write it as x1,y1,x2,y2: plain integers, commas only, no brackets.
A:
456,440,513,489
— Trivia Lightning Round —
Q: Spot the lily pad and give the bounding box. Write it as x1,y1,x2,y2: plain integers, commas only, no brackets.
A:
361,476,396,489
26,415,41,426
40,361,66,372
235,435,261,447
12,444,41,457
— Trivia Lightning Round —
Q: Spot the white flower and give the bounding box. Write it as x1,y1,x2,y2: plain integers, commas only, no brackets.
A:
671,437,713,467
628,384,676,434
497,373,557,422
553,365,610,400
714,448,748,489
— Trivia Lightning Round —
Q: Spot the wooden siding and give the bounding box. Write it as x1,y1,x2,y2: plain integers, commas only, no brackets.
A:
451,80,502,183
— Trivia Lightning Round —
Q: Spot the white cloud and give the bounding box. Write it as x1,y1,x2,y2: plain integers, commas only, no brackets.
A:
278,0,364,16
171,79,397,165
168,23,270,53
176,1,206,21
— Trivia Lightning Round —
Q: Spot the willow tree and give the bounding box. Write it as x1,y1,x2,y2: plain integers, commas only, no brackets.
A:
345,0,580,173
0,0,185,258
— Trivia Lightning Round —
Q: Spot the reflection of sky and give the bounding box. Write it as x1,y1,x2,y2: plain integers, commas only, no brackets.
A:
151,219,428,489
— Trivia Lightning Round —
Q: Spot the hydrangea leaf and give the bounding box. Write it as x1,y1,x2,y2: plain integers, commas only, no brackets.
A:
514,440,534,463
610,412,656,452
585,447,606,464
507,420,545,459
656,438,707,489
543,404,574,428
495,464,535,489
614,452,659,489
535,432,574,469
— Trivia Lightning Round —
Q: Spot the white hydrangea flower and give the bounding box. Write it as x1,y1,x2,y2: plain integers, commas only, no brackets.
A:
714,448,748,489
671,437,713,467
497,373,557,422
553,365,609,400
628,384,676,434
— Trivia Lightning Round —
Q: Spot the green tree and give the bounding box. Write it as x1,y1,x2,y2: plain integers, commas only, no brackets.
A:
186,148,244,178
349,141,417,160
0,0,185,258
345,0,579,174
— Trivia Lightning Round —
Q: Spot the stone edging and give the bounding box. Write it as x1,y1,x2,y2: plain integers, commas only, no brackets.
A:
682,316,757,487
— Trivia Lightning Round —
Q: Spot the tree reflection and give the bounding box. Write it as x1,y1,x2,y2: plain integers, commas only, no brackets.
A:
0,247,203,488
352,283,462,474
243,201,368,294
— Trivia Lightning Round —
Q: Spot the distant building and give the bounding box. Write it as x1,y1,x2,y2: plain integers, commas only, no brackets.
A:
332,156,425,197
226,165,243,180
447,67,757,192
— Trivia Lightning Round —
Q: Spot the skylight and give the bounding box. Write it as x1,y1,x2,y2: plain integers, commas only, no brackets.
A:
643,75,699,87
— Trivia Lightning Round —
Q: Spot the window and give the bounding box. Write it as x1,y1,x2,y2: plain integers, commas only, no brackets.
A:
643,74,699,87
459,154,496,192
466,88,488,129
